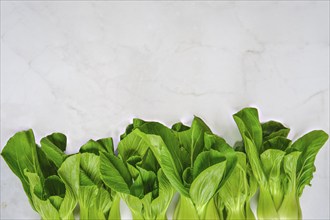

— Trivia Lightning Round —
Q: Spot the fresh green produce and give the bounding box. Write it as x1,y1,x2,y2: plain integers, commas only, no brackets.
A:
58,138,121,220
233,107,329,220
216,152,257,220
100,127,174,219
122,118,237,219
1,107,328,220
1,130,76,220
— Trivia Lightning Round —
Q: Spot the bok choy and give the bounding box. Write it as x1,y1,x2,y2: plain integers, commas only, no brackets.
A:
1,130,76,220
1,107,328,220
100,128,174,219
121,118,237,219
233,107,328,220
58,138,121,220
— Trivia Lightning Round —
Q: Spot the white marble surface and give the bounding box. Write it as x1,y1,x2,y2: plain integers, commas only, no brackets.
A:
1,1,329,219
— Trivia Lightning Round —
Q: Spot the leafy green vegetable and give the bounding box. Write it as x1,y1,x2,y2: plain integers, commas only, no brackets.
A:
100,129,174,220
1,130,77,219
233,107,329,220
1,130,43,208
58,138,121,220
79,137,115,155
40,132,68,168
216,152,257,220
1,108,327,220
122,117,237,219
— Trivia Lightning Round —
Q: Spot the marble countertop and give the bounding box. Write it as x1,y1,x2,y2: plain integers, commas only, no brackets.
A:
1,1,329,219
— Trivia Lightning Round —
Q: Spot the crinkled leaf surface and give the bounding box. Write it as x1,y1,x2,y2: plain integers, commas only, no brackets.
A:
261,120,290,142
291,130,329,196
80,137,115,155
100,152,132,194
40,133,67,168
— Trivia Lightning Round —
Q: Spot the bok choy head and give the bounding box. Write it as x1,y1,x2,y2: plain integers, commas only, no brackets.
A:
100,128,174,220
233,107,329,220
121,118,237,219
58,138,120,220
1,130,76,220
